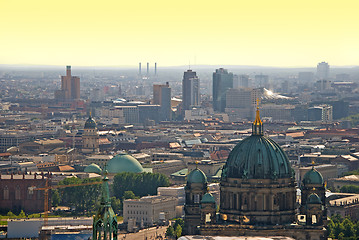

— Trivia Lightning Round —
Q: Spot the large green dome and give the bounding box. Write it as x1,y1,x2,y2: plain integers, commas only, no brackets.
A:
303,167,324,185
84,116,97,129
107,153,144,174
187,168,207,184
222,135,292,179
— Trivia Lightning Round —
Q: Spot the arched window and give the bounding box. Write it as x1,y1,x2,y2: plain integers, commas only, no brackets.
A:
3,186,9,200
15,185,21,200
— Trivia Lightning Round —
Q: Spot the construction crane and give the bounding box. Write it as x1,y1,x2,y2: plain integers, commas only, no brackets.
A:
32,178,102,226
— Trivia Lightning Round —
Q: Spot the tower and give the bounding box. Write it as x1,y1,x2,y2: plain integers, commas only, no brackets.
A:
182,70,200,112
184,168,208,235
82,115,99,153
60,66,80,100
317,62,329,80
93,171,118,240
153,82,171,121
300,166,326,226
212,68,233,112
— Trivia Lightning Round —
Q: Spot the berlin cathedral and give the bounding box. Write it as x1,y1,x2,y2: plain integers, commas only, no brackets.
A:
184,107,326,240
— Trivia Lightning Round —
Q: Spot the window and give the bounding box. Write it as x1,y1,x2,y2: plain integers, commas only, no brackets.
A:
3,186,9,200
15,185,21,200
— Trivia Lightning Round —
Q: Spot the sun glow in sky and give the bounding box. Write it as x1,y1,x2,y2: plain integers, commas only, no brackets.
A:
1,0,359,67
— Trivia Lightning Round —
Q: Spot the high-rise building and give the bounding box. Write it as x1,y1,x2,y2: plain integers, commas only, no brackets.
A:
55,66,80,100
153,82,172,121
317,61,329,79
212,68,233,112
254,74,269,88
182,70,200,111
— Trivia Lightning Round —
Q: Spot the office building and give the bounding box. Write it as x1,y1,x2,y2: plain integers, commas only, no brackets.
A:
182,70,200,111
317,62,329,80
55,66,80,100
254,74,269,88
213,68,233,112
153,82,171,121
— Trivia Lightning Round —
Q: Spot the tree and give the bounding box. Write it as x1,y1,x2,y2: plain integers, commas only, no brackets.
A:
166,226,175,238
173,218,184,232
110,197,121,213
18,210,25,218
112,172,170,199
123,190,136,200
52,190,61,207
7,211,16,218
342,217,356,238
175,224,182,239
57,177,101,213
340,185,359,194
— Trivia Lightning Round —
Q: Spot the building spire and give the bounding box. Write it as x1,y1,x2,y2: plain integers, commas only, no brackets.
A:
252,99,263,136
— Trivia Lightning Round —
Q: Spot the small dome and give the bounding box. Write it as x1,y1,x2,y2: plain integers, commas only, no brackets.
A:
187,168,207,184
201,193,215,204
307,193,322,204
84,163,102,174
107,153,144,174
303,167,324,185
84,116,97,129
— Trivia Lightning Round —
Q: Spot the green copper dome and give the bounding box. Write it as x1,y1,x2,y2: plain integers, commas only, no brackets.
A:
303,167,324,185
222,135,292,179
307,193,322,204
222,107,292,180
84,116,97,129
187,168,207,184
201,192,215,204
84,163,102,174
107,153,144,174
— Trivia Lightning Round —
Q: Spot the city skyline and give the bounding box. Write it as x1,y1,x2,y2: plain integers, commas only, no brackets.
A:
1,0,359,67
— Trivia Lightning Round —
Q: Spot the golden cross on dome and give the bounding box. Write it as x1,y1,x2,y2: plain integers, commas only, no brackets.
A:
256,98,260,109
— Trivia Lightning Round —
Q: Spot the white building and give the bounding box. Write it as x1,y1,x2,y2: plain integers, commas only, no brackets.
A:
317,61,329,80
123,195,177,226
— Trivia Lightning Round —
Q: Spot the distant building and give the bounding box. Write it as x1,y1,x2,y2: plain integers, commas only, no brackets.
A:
153,82,171,121
233,75,249,88
308,105,333,122
298,72,314,82
254,74,269,88
55,66,80,101
123,195,177,226
182,70,200,112
138,105,161,124
0,173,48,213
82,116,99,153
317,62,329,80
213,68,233,112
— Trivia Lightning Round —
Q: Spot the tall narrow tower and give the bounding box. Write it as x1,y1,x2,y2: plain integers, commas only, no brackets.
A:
182,70,200,112
59,66,80,100
146,62,149,77
82,115,99,153
93,171,118,240
139,62,142,76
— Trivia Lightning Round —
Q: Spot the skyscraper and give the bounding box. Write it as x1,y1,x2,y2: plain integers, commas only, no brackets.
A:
212,68,233,112
182,70,200,111
317,61,329,79
56,66,80,100
153,82,171,121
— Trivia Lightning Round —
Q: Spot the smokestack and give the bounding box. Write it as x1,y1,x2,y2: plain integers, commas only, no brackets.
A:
66,66,71,76
155,62,157,76
139,63,142,76
147,62,149,76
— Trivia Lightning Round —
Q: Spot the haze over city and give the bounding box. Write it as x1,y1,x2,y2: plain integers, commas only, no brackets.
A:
1,0,359,67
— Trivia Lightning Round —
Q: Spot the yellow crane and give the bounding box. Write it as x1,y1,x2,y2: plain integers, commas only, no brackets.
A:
32,178,102,226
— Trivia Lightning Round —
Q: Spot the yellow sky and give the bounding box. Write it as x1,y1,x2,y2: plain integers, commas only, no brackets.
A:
1,0,358,67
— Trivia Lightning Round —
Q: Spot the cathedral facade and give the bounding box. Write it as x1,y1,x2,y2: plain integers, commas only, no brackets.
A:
184,108,326,240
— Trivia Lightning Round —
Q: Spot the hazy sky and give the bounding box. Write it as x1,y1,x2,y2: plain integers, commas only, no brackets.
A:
1,0,358,67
